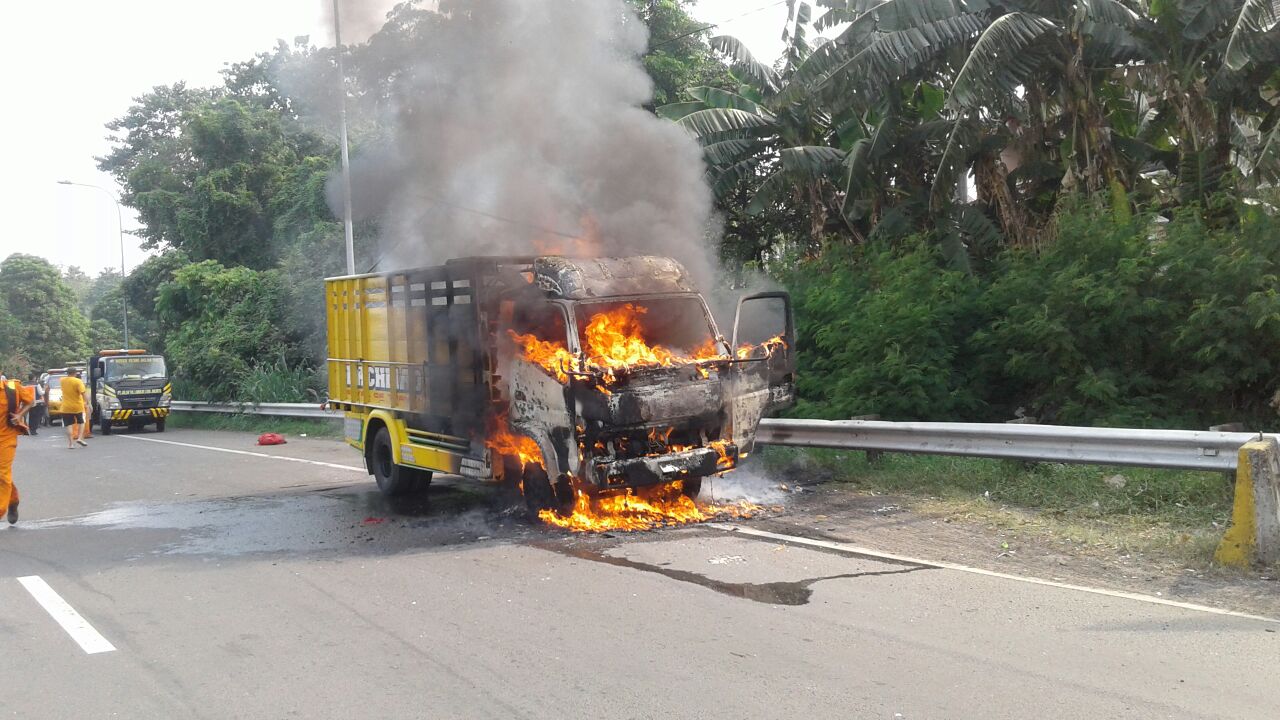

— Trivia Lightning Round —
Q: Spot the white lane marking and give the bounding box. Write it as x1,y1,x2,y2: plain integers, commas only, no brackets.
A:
17,576,117,654
118,435,365,473
709,524,1280,624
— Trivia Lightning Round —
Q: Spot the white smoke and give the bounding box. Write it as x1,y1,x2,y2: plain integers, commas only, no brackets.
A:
704,467,791,506
323,0,400,46
324,0,719,283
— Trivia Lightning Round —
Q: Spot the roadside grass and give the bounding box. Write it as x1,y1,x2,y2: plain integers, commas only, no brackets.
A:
760,447,1234,563
166,412,343,438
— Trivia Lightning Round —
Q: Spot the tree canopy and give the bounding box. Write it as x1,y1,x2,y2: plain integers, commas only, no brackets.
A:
0,255,92,373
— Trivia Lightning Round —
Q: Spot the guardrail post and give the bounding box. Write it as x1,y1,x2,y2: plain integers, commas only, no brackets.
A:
1215,437,1280,568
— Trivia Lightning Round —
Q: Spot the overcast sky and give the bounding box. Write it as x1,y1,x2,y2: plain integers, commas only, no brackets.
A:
0,0,790,277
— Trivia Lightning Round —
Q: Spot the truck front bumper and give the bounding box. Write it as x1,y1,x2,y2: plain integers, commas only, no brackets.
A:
592,444,738,489
105,408,170,422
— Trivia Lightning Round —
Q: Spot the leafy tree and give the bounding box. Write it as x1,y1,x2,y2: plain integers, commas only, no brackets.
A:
154,261,311,400
120,250,190,354
660,5,852,256
0,255,91,371
0,295,32,380
88,319,123,352
63,266,93,309
81,269,122,314
671,0,1280,261
99,84,336,269
88,286,128,348
628,0,735,106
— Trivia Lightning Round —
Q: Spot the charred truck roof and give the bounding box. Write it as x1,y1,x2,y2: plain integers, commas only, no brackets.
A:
532,256,697,299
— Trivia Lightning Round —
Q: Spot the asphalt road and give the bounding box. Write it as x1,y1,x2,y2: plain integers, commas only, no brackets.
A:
1,427,1275,719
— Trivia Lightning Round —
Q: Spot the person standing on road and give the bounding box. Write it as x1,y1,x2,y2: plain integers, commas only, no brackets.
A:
26,373,44,435
59,368,89,449
0,377,34,525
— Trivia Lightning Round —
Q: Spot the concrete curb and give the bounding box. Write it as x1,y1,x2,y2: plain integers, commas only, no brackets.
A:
1215,438,1280,567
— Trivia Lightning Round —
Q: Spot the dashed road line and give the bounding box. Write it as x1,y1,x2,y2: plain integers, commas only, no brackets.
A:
117,434,365,472
709,524,1280,624
17,576,117,654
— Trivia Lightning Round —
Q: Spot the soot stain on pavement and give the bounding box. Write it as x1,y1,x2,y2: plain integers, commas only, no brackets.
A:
322,482,493,519
532,542,931,606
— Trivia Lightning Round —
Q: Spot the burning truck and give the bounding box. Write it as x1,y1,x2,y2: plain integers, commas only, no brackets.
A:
326,256,794,529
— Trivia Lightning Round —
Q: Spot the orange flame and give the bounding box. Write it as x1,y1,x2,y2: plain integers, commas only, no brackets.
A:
708,439,735,470
513,303,729,385
737,334,788,360
539,480,760,532
485,416,544,470
509,331,576,383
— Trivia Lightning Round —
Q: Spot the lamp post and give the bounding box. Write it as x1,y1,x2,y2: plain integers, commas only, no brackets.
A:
332,0,356,275
56,180,130,349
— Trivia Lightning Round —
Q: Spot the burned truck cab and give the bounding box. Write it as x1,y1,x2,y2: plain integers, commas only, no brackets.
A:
500,256,795,513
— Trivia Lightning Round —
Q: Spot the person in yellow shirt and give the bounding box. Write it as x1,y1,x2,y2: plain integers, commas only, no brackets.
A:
59,368,89,449
1,378,34,524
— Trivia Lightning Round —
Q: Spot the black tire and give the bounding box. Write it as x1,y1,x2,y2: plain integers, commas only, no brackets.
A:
369,427,430,496
681,477,703,500
155,419,166,433
100,419,112,436
523,465,575,519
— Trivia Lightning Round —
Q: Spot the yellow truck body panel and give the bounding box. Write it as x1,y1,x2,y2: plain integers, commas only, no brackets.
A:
326,266,491,479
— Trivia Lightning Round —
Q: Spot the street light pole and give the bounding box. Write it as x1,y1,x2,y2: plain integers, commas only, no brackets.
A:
56,180,131,349
332,0,356,275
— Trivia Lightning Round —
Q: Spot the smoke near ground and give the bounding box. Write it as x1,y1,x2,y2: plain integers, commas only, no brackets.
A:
704,468,791,506
319,0,719,282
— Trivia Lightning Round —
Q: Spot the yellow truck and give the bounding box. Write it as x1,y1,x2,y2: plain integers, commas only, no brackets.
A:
327,255,794,516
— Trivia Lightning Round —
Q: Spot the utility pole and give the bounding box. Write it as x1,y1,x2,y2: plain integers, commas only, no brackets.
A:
333,0,356,275
57,180,131,349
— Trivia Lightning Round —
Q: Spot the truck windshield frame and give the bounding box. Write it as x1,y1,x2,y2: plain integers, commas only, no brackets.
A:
568,293,722,359
105,356,167,382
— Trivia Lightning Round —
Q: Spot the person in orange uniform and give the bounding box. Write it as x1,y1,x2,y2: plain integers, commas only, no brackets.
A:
59,368,89,449
0,377,34,525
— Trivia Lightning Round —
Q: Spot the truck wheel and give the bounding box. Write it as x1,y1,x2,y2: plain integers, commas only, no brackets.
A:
523,465,574,519
155,419,166,433
370,427,429,496
681,477,703,500
100,420,112,436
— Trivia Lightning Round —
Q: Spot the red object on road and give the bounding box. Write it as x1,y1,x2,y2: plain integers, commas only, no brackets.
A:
257,433,287,446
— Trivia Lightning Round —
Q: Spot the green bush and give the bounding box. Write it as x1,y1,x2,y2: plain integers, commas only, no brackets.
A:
783,202,1280,429
780,239,987,420
237,355,322,404
979,204,1280,427
156,261,312,401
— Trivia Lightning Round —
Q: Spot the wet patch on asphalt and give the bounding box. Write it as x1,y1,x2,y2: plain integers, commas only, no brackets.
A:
26,482,534,557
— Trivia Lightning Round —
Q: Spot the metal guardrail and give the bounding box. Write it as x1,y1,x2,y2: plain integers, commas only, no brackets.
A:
169,401,337,420
754,419,1269,472
171,402,1268,472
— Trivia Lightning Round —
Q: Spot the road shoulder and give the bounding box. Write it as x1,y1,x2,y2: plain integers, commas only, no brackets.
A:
748,481,1280,619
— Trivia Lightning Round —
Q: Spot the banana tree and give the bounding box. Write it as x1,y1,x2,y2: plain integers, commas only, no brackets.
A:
660,2,851,254
1126,0,1280,205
